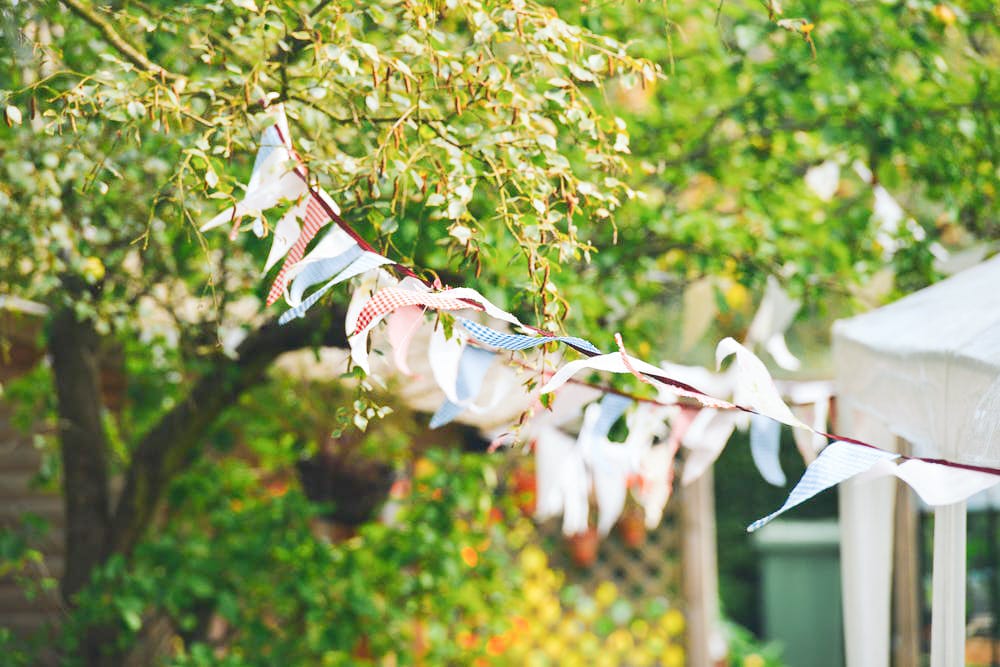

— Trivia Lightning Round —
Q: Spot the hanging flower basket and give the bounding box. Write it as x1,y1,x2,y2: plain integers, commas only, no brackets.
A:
565,527,600,568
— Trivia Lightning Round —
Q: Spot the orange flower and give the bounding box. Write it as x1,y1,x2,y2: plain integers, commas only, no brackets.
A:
485,634,507,656
457,631,478,650
461,546,479,568
511,615,530,636
265,479,289,497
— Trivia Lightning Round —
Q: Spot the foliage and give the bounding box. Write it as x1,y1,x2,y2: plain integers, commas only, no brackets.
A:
56,449,515,666
724,620,786,667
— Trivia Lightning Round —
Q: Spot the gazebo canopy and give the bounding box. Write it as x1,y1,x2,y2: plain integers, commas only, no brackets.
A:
833,253,1000,467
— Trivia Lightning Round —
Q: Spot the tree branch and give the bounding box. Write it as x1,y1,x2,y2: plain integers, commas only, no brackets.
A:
59,0,179,81
109,303,349,556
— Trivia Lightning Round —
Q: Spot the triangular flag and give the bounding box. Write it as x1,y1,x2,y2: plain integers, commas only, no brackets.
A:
386,306,424,376
262,203,303,273
716,338,806,429
750,414,786,486
429,346,496,429
747,442,898,532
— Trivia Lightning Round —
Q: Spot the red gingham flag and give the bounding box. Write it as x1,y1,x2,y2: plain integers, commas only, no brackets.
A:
352,287,485,337
266,194,332,306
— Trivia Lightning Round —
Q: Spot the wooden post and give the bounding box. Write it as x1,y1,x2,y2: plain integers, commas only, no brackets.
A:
682,467,721,667
892,438,920,667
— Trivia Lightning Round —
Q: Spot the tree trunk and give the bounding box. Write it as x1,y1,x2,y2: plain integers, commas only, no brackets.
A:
49,308,112,603
50,308,120,666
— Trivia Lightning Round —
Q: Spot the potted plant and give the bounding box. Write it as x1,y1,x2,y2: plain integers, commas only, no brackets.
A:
618,505,647,549
566,526,600,567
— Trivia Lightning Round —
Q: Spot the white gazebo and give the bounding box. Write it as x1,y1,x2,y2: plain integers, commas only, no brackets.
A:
833,253,1000,667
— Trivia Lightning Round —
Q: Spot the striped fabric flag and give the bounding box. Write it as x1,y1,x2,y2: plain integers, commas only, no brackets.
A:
747,441,898,532
458,319,602,355
266,194,332,306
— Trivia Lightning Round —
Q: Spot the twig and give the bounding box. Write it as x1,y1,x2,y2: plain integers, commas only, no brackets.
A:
59,0,180,81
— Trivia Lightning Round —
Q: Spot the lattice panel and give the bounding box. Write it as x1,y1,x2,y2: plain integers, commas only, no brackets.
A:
485,502,686,667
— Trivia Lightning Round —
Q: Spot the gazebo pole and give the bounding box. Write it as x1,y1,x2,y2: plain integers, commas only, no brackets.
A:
892,437,920,667
840,473,896,667
930,501,967,667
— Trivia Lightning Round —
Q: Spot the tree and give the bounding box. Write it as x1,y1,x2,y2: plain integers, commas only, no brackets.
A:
1,0,996,664
1,0,655,663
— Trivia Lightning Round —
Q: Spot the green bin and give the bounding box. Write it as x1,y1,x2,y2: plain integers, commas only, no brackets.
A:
752,519,844,667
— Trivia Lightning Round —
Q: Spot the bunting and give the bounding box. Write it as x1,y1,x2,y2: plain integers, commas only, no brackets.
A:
201,104,1000,542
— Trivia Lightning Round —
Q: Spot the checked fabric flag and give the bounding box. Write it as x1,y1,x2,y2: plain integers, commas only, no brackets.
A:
747,441,899,532
266,193,335,306
458,319,602,355
347,287,489,375
351,288,487,337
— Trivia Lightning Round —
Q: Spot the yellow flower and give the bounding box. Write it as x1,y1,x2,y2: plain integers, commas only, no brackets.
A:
743,653,767,667
81,256,106,283
606,629,634,653
629,618,649,639
660,609,686,637
595,581,618,608
724,282,749,311
662,644,686,667
932,3,956,25
519,545,547,573
413,458,436,479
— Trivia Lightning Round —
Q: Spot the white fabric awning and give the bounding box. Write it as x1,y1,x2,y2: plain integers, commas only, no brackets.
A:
833,254,1000,468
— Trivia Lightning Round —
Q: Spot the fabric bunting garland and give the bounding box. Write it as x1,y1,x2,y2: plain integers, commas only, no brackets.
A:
202,104,1000,543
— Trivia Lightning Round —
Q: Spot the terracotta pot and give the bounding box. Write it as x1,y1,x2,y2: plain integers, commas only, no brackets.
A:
510,467,537,516
566,527,599,567
618,508,647,549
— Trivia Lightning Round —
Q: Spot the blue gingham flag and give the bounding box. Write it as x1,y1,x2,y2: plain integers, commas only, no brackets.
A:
747,441,899,532
592,393,633,439
750,414,786,487
429,345,497,429
459,319,601,355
